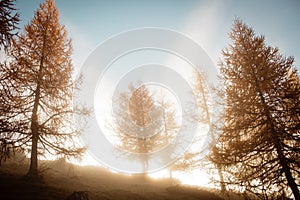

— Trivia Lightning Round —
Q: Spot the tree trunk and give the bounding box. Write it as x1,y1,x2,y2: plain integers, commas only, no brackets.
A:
26,23,47,179
27,83,41,178
253,66,300,200
217,164,226,193
263,102,300,199
27,120,38,177
274,136,300,200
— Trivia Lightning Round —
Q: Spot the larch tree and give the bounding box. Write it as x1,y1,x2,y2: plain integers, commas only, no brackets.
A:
169,70,227,191
170,70,212,172
1,0,88,179
192,70,227,194
0,0,20,164
0,0,19,153
155,89,179,182
0,0,19,51
112,82,177,173
113,83,156,173
215,19,300,199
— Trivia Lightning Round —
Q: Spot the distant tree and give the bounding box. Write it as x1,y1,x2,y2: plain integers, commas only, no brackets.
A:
128,84,153,127
155,88,179,151
155,89,179,183
113,83,156,173
112,83,178,173
214,19,300,199
0,0,88,179
168,70,227,191
0,0,19,51
192,71,227,193
170,71,212,172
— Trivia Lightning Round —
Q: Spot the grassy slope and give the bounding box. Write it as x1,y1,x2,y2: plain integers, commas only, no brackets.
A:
0,158,225,200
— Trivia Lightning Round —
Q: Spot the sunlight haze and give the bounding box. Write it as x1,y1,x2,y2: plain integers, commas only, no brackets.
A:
14,0,300,189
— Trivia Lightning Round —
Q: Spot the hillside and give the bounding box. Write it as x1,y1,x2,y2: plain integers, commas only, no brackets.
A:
0,158,225,200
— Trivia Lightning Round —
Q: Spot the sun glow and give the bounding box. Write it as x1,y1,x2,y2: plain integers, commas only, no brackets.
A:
71,1,221,187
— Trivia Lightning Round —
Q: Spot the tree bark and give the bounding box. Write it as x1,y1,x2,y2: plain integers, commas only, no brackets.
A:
273,132,300,200
27,116,38,177
27,76,41,178
217,164,226,193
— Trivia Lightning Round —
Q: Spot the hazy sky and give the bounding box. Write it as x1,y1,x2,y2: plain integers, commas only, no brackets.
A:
16,0,300,70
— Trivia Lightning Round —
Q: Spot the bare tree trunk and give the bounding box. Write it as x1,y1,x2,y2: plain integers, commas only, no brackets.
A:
28,120,38,177
256,82,300,200
274,136,300,200
27,83,41,178
217,164,226,193
253,66,300,200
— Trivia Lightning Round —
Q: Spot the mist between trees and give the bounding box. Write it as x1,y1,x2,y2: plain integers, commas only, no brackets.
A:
0,0,299,199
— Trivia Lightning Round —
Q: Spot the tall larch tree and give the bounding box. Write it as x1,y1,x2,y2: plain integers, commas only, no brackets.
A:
216,19,300,199
3,0,87,179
